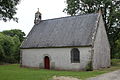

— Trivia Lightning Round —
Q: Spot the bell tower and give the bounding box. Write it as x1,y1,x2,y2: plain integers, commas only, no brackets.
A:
34,8,41,24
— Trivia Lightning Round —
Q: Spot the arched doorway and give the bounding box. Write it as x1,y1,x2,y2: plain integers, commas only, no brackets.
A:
44,56,50,69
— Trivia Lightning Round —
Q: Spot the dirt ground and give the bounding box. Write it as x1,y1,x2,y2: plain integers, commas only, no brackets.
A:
52,76,81,80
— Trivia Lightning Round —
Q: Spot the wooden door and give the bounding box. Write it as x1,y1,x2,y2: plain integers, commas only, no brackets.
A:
44,56,50,69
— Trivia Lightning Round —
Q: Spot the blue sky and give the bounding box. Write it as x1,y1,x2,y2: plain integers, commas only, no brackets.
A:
0,0,67,35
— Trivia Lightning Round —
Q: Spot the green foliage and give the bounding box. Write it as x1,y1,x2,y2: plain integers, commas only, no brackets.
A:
0,44,4,61
0,0,20,22
0,33,15,63
64,0,120,58
111,59,120,66
2,29,25,42
12,36,21,62
63,0,80,16
113,39,120,59
0,29,25,63
85,61,93,71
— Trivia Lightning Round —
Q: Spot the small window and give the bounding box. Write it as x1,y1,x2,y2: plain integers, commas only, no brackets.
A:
71,48,80,63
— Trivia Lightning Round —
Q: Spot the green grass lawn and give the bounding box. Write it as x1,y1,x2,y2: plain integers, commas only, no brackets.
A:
0,59,120,80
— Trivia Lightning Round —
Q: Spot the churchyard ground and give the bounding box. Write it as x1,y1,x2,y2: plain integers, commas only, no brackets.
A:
0,59,120,80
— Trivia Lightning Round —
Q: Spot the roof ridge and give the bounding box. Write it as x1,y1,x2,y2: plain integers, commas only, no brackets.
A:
39,13,99,22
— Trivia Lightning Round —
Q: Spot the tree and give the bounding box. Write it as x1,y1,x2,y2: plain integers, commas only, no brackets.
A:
114,39,120,59
63,0,80,16
113,32,120,59
2,29,25,42
0,29,25,63
0,44,4,62
0,0,20,22
0,33,15,63
64,0,120,58
12,36,21,62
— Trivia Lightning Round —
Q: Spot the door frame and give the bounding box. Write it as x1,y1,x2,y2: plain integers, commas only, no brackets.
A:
44,56,50,69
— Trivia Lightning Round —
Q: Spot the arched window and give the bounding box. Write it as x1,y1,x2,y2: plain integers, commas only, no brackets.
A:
71,48,80,63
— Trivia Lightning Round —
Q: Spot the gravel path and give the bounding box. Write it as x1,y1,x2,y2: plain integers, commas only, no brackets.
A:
52,76,81,80
87,70,120,80
52,70,120,80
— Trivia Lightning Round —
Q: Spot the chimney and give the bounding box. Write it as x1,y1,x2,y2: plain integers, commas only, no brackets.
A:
34,8,41,24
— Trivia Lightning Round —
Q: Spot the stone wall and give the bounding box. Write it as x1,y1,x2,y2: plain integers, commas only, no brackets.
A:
21,47,91,70
93,15,110,69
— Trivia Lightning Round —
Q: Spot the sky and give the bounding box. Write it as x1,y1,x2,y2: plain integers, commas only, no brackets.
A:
0,0,67,35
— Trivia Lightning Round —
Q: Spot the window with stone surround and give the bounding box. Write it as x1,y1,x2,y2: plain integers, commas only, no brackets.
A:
71,48,80,63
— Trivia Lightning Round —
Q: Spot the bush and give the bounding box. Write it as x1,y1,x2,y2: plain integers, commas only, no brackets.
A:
111,59,120,66
0,33,20,63
85,61,93,71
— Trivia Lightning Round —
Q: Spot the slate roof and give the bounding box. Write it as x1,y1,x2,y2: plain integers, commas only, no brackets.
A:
21,13,100,48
